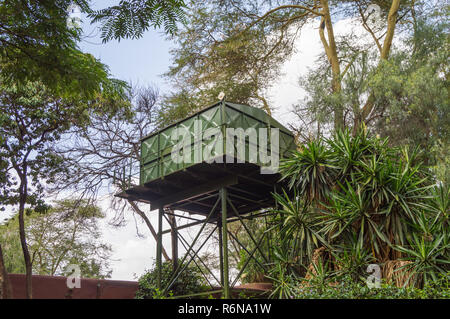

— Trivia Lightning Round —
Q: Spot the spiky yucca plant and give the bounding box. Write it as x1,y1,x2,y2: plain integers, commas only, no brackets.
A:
272,129,448,288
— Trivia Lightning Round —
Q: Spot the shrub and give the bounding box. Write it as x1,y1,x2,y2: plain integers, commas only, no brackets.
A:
135,259,208,299
294,274,450,299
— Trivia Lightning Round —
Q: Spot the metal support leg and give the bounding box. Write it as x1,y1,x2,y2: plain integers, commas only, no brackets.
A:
168,212,178,273
218,221,224,286
221,187,230,298
163,197,220,295
157,208,163,290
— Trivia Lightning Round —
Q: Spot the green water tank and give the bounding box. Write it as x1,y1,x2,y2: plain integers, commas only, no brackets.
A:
139,101,296,185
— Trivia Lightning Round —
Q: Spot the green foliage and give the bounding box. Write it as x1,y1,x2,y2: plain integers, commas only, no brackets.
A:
155,89,203,128
267,257,450,299
90,0,186,42
163,0,297,118
267,265,296,299
370,21,449,179
430,185,449,230
280,140,337,204
266,263,299,299
0,200,112,279
0,80,127,211
394,233,449,287
163,0,437,134
270,190,327,269
135,259,207,299
0,1,128,100
295,274,450,299
332,235,375,282
296,13,449,180
271,129,448,290
301,259,333,295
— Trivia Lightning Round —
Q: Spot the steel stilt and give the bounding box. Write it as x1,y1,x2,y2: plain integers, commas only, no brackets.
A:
221,187,230,298
156,208,163,290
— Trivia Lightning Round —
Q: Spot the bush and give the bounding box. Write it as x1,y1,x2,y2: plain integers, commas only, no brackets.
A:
135,259,208,299
294,275,450,299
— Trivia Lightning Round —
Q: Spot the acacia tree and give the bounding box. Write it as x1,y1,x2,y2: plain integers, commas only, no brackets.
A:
164,0,297,115
165,0,419,130
294,5,448,177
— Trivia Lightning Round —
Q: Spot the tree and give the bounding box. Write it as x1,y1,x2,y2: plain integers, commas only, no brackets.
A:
370,19,449,181
0,80,126,298
0,0,186,92
165,0,418,129
164,0,296,115
295,8,449,179
89,0,186,42
0,200,112,279
0,0,186,298
0,1,127,99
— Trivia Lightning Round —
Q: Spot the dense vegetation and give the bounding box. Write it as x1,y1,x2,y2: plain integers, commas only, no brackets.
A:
157,0,449,298
291,275,450,299
264,130,449,298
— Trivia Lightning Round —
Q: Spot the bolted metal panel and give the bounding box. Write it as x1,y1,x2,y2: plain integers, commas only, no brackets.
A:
200,104,222,130
139,101,296,185
141,134,158,166
141,160,160,183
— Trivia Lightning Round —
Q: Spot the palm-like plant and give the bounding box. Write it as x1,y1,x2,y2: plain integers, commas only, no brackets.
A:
379,149,432,256
301,258,333,293
328,129,380,181
324,181,391,259
266,263,299,299
279,140,337,204
332,234,376,281
430,184,449,230
317,193,354,243
270,190,328,268
394,233,449,287
269,129,448,295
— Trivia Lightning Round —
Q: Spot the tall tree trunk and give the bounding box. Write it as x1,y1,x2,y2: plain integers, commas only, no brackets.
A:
319,0,343,130
18,170,33,299
0,242,13,299
354,0,401,131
